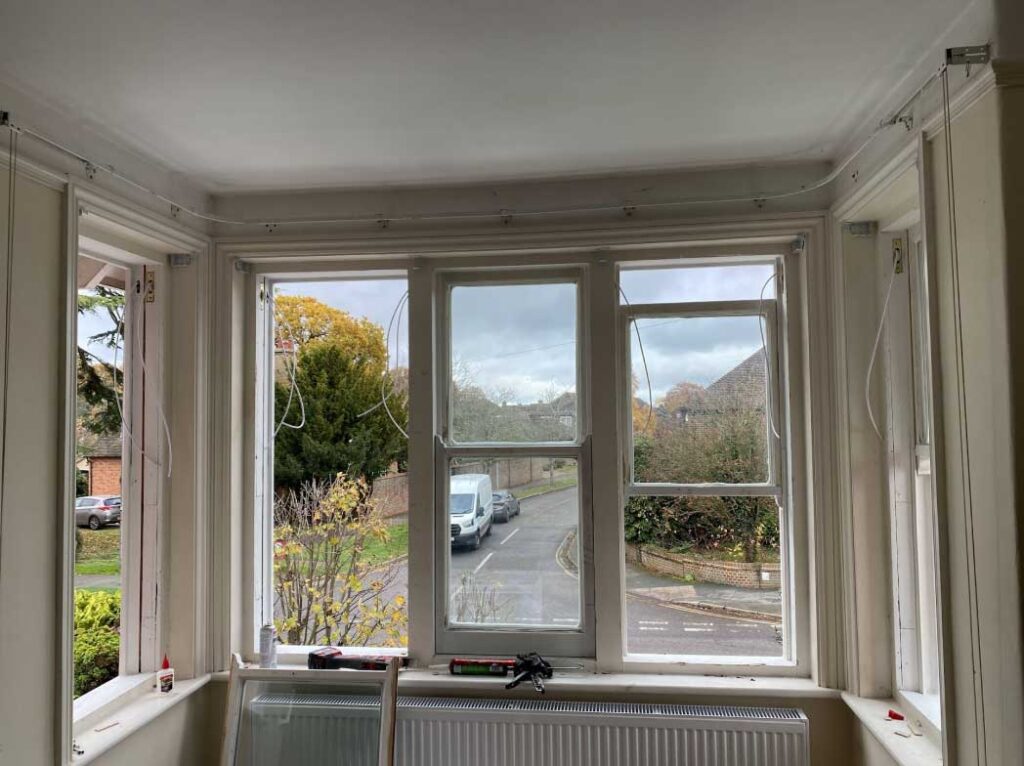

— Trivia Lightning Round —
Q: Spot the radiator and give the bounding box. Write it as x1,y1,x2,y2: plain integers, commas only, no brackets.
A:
249,694,809,766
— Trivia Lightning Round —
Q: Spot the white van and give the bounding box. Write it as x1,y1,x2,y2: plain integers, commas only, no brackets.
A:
449,473,494,550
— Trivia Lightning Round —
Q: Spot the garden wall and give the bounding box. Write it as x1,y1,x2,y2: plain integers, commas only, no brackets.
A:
373,458,563,517
626,542,780,590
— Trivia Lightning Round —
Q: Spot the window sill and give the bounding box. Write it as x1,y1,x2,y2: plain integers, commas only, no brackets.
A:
72,675,210,765
843,692,942,766
74,674,156,733
218,663,834,700
397,669,834,698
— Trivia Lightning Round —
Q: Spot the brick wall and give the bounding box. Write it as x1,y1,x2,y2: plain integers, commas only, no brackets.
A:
626,542,780,589
453,457,553,490
371,472,409,518
88,456,121,496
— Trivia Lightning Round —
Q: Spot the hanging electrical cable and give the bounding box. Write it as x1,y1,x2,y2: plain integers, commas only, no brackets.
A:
0,124,18,585
618,286,654,434
380,291,409,439
757,271,783,440
941,62,987,748
865,258,900,441
130,291,174,478
0,70,938,229
109,288,174,477
270,294,307,436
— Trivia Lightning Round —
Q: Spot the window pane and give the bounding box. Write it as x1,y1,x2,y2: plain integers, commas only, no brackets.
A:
624,495,784,657
620,263,776,304
631,315,770,484
450,282,577,443
271,279,409,648
74,255,128,697
447,457,580,629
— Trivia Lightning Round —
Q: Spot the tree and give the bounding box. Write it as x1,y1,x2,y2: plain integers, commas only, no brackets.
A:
274,343,407,491
274,294,386,372
627,386,777,563
77,287,125,436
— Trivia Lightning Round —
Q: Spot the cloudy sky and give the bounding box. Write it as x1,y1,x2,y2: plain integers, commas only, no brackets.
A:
78,294,121,364
270,262,774,406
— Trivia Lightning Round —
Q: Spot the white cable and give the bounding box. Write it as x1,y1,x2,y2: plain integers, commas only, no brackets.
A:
269,293,307,435
380,291,409,439
131,290,174,478
865,259,900,441
618,286,654,434
757,272,782,440
0,71,939,229
108,290,173,476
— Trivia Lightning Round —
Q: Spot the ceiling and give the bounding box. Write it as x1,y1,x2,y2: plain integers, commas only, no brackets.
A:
0,0,974,191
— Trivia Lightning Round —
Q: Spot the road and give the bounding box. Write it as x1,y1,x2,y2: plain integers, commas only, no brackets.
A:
449,486,581,627
445,486,782,657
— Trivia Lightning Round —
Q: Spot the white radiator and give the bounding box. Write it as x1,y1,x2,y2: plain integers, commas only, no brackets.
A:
249,694,809,766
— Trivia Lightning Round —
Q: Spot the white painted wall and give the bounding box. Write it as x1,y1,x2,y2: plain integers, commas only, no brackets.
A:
0,169,65,764
86,681,226,766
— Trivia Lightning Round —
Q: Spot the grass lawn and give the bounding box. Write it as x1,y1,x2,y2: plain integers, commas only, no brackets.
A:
357,522,408,567
75,559,120,576
76,527,122,576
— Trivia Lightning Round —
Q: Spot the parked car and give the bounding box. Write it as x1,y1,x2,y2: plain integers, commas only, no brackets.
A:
492,490,520,522
75,496,122,530
449,474,493,550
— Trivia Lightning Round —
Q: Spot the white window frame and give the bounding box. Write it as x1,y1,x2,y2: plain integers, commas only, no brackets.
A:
61,185,190,746
622,298,783,498
233,233,816,678
247,265,414,660
614,260,804,671
433,267,595,657
883,226,942,730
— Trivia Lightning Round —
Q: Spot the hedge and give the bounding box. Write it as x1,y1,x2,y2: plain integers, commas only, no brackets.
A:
74,589,120,698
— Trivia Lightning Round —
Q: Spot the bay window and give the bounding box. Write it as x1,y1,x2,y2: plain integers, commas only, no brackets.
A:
243,242,808,674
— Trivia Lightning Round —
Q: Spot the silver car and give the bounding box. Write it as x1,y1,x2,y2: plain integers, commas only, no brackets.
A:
75,496,122,530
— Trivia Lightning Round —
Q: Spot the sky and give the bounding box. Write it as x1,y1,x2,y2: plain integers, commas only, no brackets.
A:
271,263,775,406
77,293,122,365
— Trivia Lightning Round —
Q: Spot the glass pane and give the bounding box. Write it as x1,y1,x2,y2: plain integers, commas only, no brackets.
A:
447,458,580,629
620,263,776,304
271,279,409,648
624,495,784,658
233,679,383,765
631,315,770,484
450,282,577,443
74,255,127,698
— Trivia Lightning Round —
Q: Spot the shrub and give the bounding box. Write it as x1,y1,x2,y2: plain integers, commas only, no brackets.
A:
274,474,407,647
74,589,120,698
74,626,120,698
75,589,120,631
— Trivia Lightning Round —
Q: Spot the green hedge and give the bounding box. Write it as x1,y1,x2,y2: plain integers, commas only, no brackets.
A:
74,590,120,698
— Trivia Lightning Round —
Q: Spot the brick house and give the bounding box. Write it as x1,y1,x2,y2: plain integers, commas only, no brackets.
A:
78,430,122,496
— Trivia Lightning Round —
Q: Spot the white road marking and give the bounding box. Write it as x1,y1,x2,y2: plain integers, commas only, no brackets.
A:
552,617,578,624
472,552,494,575
515,616,543,623
500,528,520,545
639,626,667,632
684,627,713,632
639,620,669,625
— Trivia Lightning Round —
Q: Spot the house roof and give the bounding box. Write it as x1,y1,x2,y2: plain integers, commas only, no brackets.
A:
78,428,122,459
705,349,767,409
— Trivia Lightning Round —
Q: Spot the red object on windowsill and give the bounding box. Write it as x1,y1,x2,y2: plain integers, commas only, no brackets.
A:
887,709,905,721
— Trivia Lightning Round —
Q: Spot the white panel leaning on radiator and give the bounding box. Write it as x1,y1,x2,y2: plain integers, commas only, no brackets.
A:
221,655,808,766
